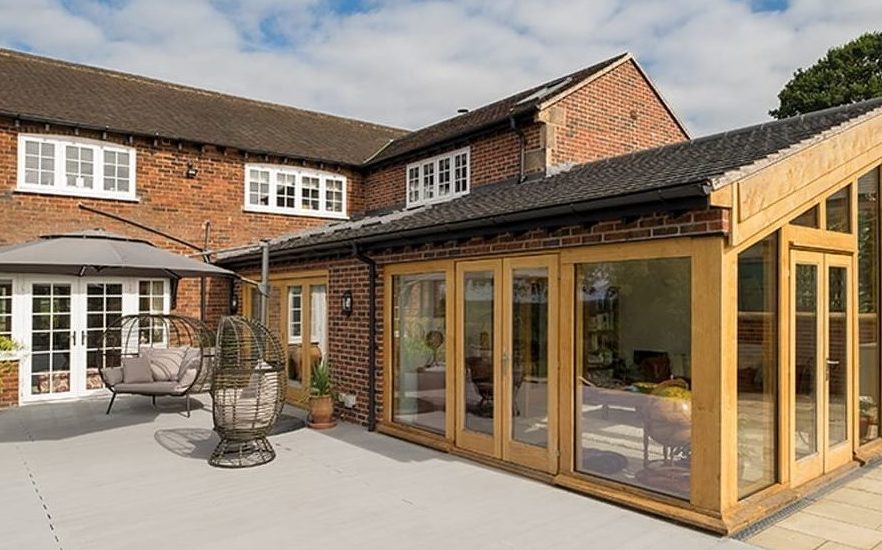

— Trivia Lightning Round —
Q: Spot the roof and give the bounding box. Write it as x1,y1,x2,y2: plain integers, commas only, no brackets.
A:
0,49,406,166
367,53,643,165
217,96,882,266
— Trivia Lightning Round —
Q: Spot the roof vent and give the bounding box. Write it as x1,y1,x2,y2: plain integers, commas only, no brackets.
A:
457,108,469,114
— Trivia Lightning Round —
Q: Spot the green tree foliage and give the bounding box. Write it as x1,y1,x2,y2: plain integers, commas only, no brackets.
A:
770,31,882,119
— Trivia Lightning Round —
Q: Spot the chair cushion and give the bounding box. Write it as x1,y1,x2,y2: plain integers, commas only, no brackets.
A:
177,348,201,381
146,347,190,381
122,356,152,384
114,381,183,395
103,366,124,387
177,368,197,389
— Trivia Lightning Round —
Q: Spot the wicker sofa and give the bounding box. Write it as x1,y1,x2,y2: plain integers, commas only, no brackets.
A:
102,346,204,415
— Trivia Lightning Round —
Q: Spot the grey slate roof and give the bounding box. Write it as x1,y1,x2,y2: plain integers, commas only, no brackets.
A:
367,53,631,165
217,96,882,265
0,49,406,165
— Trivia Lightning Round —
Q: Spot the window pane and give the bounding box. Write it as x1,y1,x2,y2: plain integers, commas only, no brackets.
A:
464,271,494,435
287,286,303,384
826,186,851,233
794,263,818,460
859,168,880,445
791,206,819,228
737,233,778,499
393,273,446,434
575,258,691,500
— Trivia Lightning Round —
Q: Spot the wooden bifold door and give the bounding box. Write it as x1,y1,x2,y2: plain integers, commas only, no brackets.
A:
455,255,559,473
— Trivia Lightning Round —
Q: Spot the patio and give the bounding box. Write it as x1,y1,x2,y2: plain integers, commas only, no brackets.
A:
0,395,753,550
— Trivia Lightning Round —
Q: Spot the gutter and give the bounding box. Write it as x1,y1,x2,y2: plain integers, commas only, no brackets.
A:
352,243,379,432
510,114,527,183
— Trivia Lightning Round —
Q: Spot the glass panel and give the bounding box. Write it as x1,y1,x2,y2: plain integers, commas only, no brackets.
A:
737,233,778,498
287,286,303,385
826,187,851,233
309,285,328,373
575,258,692,499
791,206,819,228
858,168,880,444
392,273,447,434
463,271,494,436
794,264,818,460
828,266,848,446
86,283,123,385
511,267,549,448
31,283,72,395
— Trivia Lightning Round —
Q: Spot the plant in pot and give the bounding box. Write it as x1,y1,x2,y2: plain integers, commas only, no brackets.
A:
0,336,24,399
308,358,337,429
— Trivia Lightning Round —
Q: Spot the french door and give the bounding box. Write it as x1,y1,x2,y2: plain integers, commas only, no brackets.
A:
17,277,143,401
279,277,328,404
455,255,559,473
790,250,853,485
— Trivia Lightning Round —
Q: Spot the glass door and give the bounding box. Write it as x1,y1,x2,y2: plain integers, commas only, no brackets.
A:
281,278,328,404
21,277,135,401
455,256,558,473
790,250,853,486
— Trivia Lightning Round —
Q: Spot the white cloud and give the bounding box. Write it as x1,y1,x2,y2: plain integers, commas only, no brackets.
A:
0,0,879,135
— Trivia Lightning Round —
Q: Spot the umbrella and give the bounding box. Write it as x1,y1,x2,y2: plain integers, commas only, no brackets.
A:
0,229,236,279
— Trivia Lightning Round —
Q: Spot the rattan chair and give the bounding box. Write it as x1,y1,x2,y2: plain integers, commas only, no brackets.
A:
98,314,215,416
209,316,286,468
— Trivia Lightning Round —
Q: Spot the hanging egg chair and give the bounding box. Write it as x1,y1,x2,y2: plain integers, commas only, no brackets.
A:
210,316,286,468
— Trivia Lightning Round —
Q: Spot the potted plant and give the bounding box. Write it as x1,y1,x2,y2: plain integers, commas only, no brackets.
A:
0,336,25,404
308,358,337,429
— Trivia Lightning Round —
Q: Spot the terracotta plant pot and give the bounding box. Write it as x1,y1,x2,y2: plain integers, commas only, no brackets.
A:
308,395,337,429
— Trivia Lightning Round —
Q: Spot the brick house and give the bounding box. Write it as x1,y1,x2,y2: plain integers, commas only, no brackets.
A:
4,46,881,534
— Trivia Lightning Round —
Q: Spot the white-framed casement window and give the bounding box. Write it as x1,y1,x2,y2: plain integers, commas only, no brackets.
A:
244,164,348,219
405,147,470,208
17,134,137,201
0,281,11,340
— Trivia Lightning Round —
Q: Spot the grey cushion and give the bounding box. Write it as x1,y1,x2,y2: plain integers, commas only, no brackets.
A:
122,356,152,384
146,347,189,381
177,348,201,380
113,381,183,396
177,368,197,389
103,366,124,386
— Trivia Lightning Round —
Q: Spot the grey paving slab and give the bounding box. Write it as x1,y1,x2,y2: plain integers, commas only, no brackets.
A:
0,395,756,550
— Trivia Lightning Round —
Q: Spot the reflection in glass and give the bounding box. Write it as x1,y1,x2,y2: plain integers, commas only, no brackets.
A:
287,286,303,385
511,268,549,448
464,272,494,436
858,168,880,444
791,206,819,228
794,264,818,460
310,284,328,372
826,186,851,233
392,273,447,434
737,234,778,498
828,266,848,445
575,258,692,500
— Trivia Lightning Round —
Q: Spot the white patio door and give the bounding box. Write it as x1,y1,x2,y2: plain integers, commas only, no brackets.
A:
17,277,140,401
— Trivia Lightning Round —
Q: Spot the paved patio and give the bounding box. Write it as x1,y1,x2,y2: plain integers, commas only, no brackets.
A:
747,464,882,550
0,395,753,550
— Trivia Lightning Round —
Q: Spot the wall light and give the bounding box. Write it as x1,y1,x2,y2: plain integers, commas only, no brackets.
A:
186,161,198,179
341,290,353,317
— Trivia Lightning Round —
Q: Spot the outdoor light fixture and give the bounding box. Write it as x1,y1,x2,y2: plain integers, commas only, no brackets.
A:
186,161,198,179
341,290,353,316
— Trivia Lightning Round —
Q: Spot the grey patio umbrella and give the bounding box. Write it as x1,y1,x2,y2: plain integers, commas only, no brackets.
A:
0,229,235,278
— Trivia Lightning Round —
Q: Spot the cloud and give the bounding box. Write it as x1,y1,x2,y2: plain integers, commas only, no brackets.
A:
0,0,879,136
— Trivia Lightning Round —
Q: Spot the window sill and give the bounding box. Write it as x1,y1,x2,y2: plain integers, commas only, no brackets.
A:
14,187,140,203
242,205,348,220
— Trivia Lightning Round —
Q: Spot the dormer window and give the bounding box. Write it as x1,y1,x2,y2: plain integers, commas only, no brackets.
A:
406,147,469,207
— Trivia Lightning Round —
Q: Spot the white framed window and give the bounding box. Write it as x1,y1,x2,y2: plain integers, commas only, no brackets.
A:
0,281,11,340
138,280,169,345
17,134,137,200
243,164,348,219
406,147,470,207
288,286,302,344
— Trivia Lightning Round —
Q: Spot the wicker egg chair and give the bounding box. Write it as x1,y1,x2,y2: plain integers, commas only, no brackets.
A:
98,314,215,416
209,316,286,468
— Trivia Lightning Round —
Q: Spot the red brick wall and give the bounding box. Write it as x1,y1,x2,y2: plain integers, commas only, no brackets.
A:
254,207,729,425
0,360,18,408
0,118,363,324
545,59,688,169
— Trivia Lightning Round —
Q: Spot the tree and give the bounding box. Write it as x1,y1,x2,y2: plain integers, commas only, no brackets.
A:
770,31,882,119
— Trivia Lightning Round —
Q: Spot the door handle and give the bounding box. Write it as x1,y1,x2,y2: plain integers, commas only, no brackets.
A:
825,359,839,381
72,331,76,347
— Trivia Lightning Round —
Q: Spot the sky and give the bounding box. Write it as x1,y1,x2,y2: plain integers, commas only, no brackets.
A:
0,0,879,136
